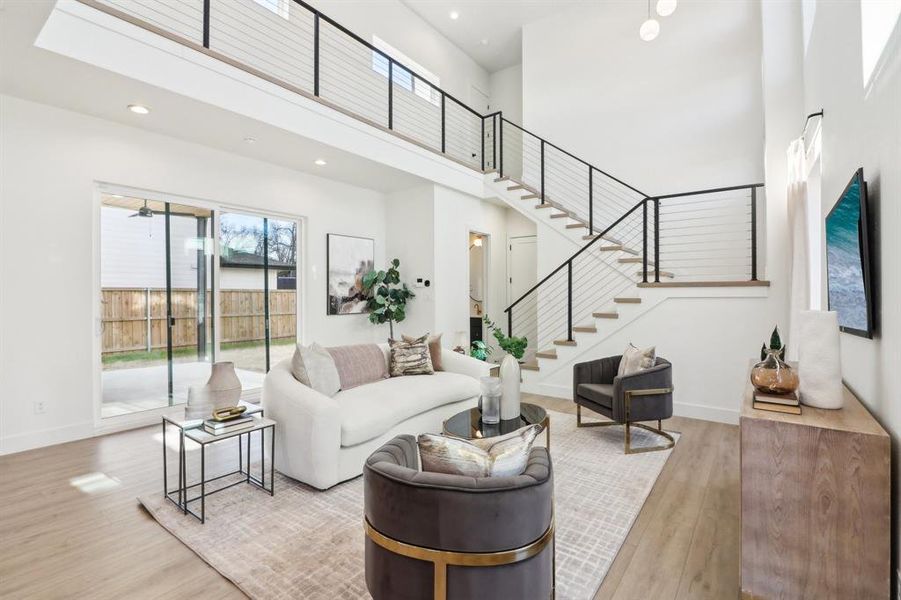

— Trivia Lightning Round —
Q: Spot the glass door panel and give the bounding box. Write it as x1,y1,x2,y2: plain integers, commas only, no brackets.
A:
267,217,298,368
100,195,171,418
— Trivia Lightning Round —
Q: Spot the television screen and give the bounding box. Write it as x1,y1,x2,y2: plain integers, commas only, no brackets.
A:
825,168,873,338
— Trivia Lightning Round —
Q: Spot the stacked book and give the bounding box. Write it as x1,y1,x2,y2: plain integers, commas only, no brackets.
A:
203,416,256,435
753,390,801,415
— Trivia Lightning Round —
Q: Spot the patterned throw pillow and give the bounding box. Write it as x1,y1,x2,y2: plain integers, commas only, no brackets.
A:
326,344,388,390
401,333,443,371
618,343,656,376
418,424,543,478
389,335,434,377
290,343,341,396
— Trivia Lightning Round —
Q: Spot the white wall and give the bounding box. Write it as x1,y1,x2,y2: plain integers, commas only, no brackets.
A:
489,63,523,124
801,0,901,575
522,0,765,195
310,0,490,108
0,95,390,454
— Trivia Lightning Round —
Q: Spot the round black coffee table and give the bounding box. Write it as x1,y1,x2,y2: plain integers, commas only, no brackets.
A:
443,402,550,450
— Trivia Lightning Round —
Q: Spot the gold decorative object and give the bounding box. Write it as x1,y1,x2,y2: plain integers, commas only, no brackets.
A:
750,348,799,395
211,405,247,422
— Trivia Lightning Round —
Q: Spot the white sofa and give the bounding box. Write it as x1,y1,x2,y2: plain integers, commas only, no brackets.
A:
262,346,491,490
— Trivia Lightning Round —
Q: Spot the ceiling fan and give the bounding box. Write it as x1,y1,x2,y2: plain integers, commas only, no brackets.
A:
129,199,154,218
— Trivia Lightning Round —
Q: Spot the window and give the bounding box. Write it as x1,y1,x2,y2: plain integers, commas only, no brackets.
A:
861,0,901,87
252,0,289,20
371,36,441,107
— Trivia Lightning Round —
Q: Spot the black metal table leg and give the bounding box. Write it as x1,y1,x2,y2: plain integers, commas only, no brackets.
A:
270,425,275,496
200,443,206,524
261,428,265,490
162,419,167,499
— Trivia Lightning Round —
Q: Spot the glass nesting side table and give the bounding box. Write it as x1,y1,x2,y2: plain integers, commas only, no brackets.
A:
162,402,275,524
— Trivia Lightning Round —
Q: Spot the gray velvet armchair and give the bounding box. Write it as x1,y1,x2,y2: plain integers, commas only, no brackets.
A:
573,355,674,454
363,435,555,600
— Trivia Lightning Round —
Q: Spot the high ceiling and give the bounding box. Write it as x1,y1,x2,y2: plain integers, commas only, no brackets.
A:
401,0,575,73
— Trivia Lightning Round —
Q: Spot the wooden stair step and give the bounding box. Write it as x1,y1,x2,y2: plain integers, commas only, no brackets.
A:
521,361,540,371
535,204,554,210
550,212,570,219
614,297,642,304
582,233,623,244
573,325,597,333
619,257,655,266
600,245,624,251
553,339,578,346
593,311,619,319
521,194,540,200
535,350,557,359
635,270,674,278
494,176,509,183
507,184,527,191
566,223,586,229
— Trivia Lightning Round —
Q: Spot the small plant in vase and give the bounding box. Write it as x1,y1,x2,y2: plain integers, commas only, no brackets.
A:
751,326,799,395
469,340,490,362
361,258,415,339
483,315,528,420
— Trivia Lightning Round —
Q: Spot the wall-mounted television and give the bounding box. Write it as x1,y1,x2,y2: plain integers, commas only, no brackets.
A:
825,168,874,338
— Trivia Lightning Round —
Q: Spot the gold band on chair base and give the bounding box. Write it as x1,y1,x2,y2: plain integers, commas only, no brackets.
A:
364,516,555,600
576,388,676,455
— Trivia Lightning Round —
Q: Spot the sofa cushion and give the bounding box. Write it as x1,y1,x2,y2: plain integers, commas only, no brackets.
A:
326,344,388,390
402,333,443,371
578,383,614,408
338,372,479,446
291,343,341,397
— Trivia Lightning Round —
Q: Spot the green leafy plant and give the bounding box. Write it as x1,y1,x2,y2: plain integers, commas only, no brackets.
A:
469,340,489,361
483,314,528,360
760,326,786,360
361,258,415,339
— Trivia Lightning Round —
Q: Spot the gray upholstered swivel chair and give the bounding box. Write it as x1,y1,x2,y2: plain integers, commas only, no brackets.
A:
573,355,674,454
363,435,555,600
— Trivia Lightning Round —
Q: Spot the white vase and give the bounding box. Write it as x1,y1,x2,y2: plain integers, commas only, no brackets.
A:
206,361,243,408
797,310,843,409
499,354,521,420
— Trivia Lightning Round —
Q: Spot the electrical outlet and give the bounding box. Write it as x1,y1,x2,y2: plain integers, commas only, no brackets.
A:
33,401,46,415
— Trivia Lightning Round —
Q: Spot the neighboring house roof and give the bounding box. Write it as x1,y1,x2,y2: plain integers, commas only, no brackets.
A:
220,250,295,270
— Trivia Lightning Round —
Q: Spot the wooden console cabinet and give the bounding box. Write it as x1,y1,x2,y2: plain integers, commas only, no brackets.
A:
740,377,890,599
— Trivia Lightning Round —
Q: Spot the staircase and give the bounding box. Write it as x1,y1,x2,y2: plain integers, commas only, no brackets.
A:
82,0,768,383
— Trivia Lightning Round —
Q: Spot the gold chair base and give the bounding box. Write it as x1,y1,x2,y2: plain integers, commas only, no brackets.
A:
364,516,555,600
576,403,676,455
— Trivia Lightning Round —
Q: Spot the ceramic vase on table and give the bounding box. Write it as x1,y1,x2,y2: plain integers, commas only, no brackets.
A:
499,353,521,420
185,362,243,419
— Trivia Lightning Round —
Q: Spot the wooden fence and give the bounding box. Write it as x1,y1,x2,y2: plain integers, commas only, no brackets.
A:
101,288,296,355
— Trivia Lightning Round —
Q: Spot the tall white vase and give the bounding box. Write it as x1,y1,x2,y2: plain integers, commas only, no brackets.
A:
499,354,521,420
207,361,243,408
797,310,843,409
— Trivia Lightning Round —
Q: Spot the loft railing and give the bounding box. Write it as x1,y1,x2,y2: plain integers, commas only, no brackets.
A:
504,183,764,361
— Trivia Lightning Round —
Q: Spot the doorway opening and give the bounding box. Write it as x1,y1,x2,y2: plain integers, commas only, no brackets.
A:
469,232,488,351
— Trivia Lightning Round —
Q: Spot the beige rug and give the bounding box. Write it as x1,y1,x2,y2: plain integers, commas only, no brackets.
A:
139,410,676,599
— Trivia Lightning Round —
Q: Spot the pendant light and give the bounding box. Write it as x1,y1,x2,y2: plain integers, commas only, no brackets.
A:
656,0,677,17
639,0,660,42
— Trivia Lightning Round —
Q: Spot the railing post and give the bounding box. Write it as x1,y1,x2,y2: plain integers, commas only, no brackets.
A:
492,115,497,171
441,93,446,154
642,200,648,283
588,167,594,234
540,140,545,204
387,59,393,130
480,117,485,171
202,0,210,48
507,309,512,338
499,115,504,177
567,261,573,341
750,187,758,281
654,198,660,283
313,13,320,96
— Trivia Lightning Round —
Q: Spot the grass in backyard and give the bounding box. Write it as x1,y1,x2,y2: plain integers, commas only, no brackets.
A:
102,337,295,365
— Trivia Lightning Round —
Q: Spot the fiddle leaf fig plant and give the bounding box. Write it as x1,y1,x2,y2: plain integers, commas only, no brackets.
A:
483,314,528,360
361,258,415,339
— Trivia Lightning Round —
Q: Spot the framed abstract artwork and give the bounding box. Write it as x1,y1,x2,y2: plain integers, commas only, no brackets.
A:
327,234,374,315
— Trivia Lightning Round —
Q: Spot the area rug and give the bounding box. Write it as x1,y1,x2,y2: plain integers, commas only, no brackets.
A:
139,410,677,599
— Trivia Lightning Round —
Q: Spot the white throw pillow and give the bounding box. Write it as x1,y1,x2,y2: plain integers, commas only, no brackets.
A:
291,343,341,397
417,424,543,478
618,344,656,376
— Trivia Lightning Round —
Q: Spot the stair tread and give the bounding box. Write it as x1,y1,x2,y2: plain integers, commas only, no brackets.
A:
521,194,540,200
507,185,526,191
593,312,619,318
614,297,642,303
573,325,597,333
550,212,570,219
565,223,586,229
535,350,557,359
553,339,578,346
521,362,540,371
494,176,509,183
619,257,655,265
535,204,554,210
635,270,674,278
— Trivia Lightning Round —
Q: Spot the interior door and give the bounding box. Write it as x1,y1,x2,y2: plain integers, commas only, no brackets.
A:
507,236,538,362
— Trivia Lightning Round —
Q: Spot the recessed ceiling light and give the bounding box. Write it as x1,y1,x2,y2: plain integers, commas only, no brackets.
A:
314,159,327,166
480,39,490,46
127,104,150,115
243,136,256,144
449,10,459,20
656,0,677,17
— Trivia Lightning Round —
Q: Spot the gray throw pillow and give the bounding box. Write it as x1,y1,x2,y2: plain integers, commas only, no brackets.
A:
389,335,434,377
618,343,656,376
417,424,543,478
291,343,341,396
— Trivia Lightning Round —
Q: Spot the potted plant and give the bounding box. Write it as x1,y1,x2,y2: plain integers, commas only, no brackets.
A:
483,315,528,419
361,258,415,339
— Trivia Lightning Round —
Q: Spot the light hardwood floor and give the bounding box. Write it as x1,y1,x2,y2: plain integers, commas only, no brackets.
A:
0,395,740,599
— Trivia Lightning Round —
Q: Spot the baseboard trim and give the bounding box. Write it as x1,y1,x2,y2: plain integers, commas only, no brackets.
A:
522,381,738,425
0,421,95,456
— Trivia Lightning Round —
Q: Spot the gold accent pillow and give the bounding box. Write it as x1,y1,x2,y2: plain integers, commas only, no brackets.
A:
402,332,443,371
418,424,543,478
389,335,434,377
